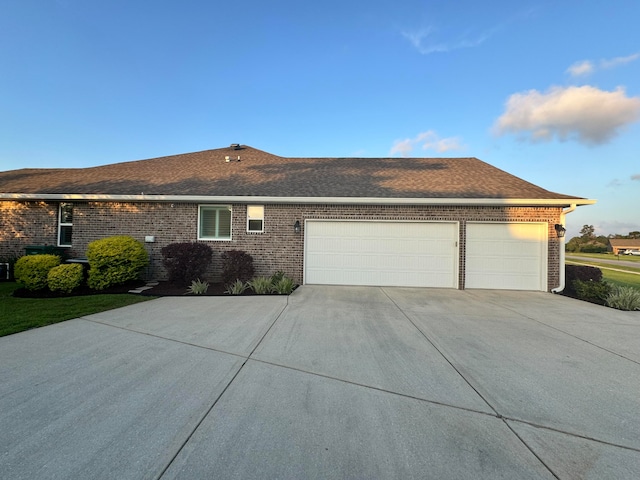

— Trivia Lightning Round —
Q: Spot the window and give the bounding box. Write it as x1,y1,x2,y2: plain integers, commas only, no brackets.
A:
58,203,73,247
198,205,232,240
247,205,264,233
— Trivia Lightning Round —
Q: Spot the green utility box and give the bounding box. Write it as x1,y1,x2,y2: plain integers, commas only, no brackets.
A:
24,245,66,257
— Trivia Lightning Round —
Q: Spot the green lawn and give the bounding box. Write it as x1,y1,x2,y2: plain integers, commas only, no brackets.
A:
0,282,156,337
600,269,640,289
566,252,640,264
565,258,640,274
566,261,640,289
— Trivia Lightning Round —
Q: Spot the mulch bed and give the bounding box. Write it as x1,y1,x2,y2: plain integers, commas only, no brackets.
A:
12,280,295,298
141,281,230,296
12,280,143,298
140,281,297,296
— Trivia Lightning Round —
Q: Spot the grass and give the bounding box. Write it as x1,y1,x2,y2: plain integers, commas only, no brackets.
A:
599,270,640,290
566,252,640,264
566,260,640,289
0,282,156,337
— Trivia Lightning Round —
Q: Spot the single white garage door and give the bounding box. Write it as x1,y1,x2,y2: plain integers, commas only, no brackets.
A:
465,222,547,291
304,221,458,288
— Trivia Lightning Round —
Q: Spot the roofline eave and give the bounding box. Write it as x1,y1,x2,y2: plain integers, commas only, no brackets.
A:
0,193,596,207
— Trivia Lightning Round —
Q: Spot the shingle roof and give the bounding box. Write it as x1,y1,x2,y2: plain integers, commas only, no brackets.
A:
0,145,584,201
609,239,640,248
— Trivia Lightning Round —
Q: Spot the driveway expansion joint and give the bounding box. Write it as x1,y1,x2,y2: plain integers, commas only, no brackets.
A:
153,297,290,479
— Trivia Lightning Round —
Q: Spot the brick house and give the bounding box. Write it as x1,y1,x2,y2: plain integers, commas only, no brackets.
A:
608,238,640,255
0,145,594,291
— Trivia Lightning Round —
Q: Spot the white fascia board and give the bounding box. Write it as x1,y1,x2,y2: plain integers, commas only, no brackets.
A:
0,193,596,207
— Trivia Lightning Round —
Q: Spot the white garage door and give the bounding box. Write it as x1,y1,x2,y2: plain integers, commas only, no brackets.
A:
465,222,547,291
304,221,458,288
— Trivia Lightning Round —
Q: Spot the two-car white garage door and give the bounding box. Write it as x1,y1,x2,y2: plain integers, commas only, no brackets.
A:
304,220,548,291
305,221,458,288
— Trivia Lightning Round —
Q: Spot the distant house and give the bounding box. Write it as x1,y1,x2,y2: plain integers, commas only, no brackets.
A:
608,238,640,254
0,145,595,291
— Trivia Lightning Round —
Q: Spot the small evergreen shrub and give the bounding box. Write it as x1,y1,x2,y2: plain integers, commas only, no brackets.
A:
270,270,285,284
606,286,640,311
565,265,603,297
161,242,213,285
573,279,611,305
226,279,248,295
221,250,255,286
48,263,84,293
248,276,273,294
186,278,209,295
87,236,148,290
14,254,61,291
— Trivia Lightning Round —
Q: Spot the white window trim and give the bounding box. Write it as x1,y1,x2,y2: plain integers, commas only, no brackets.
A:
197,205,233,241
58,203,73,247
246,205,265,233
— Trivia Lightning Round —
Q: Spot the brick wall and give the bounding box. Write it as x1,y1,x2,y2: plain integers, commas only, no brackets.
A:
0,202,60,259
0,200,563,290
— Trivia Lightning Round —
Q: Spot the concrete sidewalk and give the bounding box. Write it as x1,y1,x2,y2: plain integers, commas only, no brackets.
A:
1,287,639,479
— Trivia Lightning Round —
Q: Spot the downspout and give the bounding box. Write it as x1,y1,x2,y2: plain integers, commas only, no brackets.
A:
551,203,577,293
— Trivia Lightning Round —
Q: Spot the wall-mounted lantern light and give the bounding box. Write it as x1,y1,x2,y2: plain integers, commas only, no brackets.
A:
294,220,301,234
554,224,566,238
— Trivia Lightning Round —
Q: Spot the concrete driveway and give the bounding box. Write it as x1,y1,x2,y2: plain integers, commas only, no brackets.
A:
1,287,639,479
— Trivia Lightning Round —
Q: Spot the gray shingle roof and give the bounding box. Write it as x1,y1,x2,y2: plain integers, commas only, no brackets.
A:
0,145,583,200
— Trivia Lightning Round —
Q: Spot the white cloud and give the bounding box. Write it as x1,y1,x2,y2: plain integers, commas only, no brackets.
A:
566,60,594,77
389,138,414,156
401,28,490,54
390,131,465,156
601,53,640,69
567,53,639,77
632,174,640,181
494,85,640,145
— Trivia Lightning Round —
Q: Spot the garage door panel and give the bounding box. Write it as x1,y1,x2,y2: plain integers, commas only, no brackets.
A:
466,223,547,291
305,221,458,288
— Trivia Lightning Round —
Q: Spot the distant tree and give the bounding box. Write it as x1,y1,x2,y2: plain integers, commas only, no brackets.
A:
629,231,640,239
565,237,582,252
580,225,595,241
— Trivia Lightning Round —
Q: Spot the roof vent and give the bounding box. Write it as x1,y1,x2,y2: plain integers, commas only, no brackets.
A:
230,143,242,150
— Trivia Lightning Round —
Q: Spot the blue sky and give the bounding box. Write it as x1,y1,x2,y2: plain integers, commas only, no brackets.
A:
1,0,638,239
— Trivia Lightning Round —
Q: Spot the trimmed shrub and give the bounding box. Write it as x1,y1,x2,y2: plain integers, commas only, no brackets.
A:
14,254,61,291
87,236,148,290
606,286,640,311
161,242,213,285
48,263,84,293
573,279,611,305
564,265,603,297
221,250,255,286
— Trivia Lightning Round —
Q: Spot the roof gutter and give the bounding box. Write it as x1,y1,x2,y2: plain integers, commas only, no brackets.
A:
551,203,578,294
0,193,597,207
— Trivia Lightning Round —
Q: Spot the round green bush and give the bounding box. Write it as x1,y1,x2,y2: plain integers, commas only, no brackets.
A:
14,254,61,291
87,236,149,290
48,263,84,293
